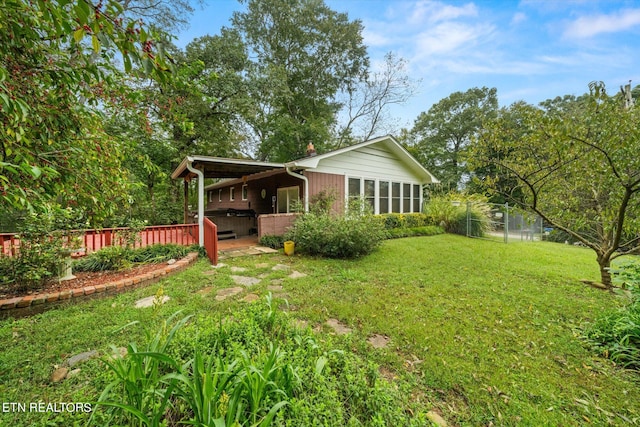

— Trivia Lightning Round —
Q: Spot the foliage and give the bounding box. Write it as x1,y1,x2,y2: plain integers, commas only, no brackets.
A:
95,296,423,426
469,82,640,288
424,193,492,237
232,0,369,161
259,234,285,249
408,86,498,189
377,213,430,230
0,0,175,221
0,205,86,291
583,262,640,369
74,244,190,272
385,226,444,239
285,202,386,259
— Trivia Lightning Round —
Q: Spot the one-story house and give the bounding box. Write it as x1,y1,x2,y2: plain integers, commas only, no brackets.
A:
171,135,438,241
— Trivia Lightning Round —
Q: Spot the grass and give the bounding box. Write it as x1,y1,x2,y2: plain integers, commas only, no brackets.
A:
0,234,639,425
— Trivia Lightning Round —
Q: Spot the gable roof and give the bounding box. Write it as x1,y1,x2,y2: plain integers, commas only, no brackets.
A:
286,135,439,183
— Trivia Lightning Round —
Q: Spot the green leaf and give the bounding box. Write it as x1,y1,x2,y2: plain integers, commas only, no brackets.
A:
73,28,84,43
91,35,100,53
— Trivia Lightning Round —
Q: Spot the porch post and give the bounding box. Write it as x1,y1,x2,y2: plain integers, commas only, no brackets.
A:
185,160,205,247
183,180,189,224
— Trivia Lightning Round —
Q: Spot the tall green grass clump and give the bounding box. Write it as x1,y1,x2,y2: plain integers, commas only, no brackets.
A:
583,260,640,369
424,193,492,237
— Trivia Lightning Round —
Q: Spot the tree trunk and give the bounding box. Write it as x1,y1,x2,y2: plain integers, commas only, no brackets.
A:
597,254,613,289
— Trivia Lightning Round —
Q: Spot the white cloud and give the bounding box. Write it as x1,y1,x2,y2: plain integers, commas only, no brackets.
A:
511,12,527,25
563,9,640,38
408,0,478,25
413,22,494,57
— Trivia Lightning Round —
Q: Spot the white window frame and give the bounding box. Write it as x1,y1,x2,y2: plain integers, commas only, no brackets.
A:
346,176,422,214
241,184,248,201
218,189,222,202
230,187,235,201
277,186,299,213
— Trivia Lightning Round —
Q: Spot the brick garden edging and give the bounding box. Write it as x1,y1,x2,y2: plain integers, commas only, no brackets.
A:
0,253,199,319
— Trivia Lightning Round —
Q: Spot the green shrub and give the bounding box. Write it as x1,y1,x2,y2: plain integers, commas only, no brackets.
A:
259,234,285,249
385,226,444,239
583,262,640,370
128,243,189,263
0,205,85,292
377,213,430,230
285,209,385,259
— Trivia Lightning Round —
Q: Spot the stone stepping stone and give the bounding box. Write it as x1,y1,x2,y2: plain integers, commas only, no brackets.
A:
215,287,244,301
202,270,217,276
367,334,390,349
255,263,270,268
258,273,269,279
326,318,352,335
197,287,213,295
288,271,307,279
66,350,99,367
427,411,448,427
267,285,283,291
272,264,290,271
230,266,247,273
256,247,278,254
270,279,284,286
135,295,170,308
51,367,68,383
211,263,227,269
242,293,260,303
231,275,261,287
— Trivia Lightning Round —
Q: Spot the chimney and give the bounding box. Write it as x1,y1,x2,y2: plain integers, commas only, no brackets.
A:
306,142,317,157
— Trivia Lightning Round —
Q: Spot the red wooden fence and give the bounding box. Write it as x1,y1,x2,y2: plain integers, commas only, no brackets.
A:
203,217,219,265
1,224,199,257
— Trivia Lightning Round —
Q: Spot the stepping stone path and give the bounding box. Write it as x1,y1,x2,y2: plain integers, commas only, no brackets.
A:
211,263,227,269
66,350,98,367
255,246,278,254
270,279,284,286
202,270,217,276
231,275,261,287
135,295,170,308
215,287,244,301
230,266,247,272
242,293,260,303
272,264,290,271
255,263,270,268
288,271,307,279
426,411,448,427
267,285,283,291
197,287,213,295
51,368,68,383
326,318,352,335
367,334,390,349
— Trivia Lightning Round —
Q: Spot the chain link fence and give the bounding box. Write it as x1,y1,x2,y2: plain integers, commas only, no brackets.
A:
466,201,544,243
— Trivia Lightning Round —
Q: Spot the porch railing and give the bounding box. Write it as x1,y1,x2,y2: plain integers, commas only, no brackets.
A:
203,217,218,265
1,223,199,257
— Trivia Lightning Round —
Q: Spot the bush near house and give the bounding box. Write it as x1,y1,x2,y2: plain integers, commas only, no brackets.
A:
73,244,193,272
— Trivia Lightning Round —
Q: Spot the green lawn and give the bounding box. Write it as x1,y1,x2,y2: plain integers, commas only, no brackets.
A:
1,234,639,426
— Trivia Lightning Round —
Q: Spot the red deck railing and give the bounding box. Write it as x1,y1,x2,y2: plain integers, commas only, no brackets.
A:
1,223,199,257
203,217,219,265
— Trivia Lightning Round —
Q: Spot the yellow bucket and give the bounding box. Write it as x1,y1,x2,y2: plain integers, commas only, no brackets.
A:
283,241,295,256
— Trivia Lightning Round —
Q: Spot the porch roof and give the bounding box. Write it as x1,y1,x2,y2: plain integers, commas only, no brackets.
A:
171,155,284,180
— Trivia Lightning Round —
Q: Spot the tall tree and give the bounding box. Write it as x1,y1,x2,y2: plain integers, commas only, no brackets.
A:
1,0,174,223
336,52,419,148
410,87,498,189
469,82,640,289
231,0,369,161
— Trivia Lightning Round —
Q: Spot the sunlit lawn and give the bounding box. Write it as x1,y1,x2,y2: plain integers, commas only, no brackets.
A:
1,234,639,426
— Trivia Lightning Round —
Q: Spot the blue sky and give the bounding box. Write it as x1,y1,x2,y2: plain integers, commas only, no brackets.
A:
175,0,640,128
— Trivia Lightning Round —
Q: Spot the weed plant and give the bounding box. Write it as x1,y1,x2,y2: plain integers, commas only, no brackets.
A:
74,244,190,272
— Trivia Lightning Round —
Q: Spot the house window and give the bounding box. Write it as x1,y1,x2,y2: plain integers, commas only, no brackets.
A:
242,184,248,200
348,177,360,202
208,191,213,203
413,184,421,213
364,179,375,212
403,183,411,212
277,186,299,213
379,181,389,214
391,182,401,213
230,187,235,201
218,189,222,202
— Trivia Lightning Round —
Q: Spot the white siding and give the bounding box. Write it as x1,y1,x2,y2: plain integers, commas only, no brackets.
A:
313,144,424,182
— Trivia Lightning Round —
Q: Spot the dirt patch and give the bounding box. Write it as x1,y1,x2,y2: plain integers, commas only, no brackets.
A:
0,263,170,299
